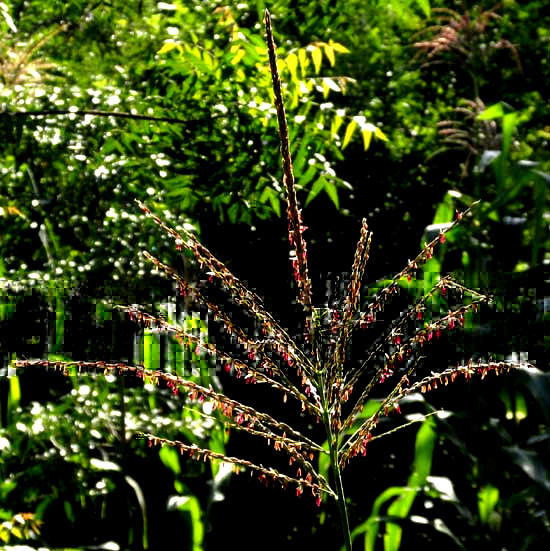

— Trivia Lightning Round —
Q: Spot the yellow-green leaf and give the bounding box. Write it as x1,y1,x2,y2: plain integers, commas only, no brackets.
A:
286,52,298,82
203,50,214,69
323,43,335,66
374,126,389,141
342,120,357,149
362,128,373,150
331,112,344,136
309,45,322,73
298,48,308,75
330,39,350,54
290,87,299,109
321,79,330,98
157,41,179,54
231,48,246,65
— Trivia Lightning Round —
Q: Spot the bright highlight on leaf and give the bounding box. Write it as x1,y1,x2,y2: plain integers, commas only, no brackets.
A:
157,41,179,54
231,48,246,65
342,120,357,149
286,52,298,80
341,116,388,150
309,45,322,73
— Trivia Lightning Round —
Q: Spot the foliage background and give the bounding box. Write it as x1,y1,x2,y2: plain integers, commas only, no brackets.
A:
0,0,548,549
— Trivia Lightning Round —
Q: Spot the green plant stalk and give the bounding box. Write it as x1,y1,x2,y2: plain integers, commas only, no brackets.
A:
321,389,351,550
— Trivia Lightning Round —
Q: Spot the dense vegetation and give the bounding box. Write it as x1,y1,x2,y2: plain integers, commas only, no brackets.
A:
0,1,548,549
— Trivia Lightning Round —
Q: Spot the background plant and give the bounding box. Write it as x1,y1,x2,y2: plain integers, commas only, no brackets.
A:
1,1,548,549
12,10,539,551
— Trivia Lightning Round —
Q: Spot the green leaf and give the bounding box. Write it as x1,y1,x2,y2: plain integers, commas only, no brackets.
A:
432,191,455,224
298,48,308,75
385,491,417,551
298,164,318,190
374,126,389,142
331,112,344,136
286,52,298,82
305,176,326,206
64,501,75,523
260,186,281,217
310,45,322,73
504,446,550,492
383,418,437,551
413,417,437,485
1,5,17,33
501,112,519,161
422,257,441,296
415,0,431,18
157,41,179,54
330,40,350,54
323,179,339,208
231,48,246,65
476,101,514,121
209,426,227,477
478,484,499,524
357,487,414,551
361,128,373,150
143,329,161,370
323,43,335,66
173,495,204,551
342,120,357,149
7,373,20,422
159,445,181,477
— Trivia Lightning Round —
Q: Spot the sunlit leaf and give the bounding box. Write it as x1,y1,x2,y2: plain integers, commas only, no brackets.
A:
231,48,246,65
476,101,514,120
157,41,179,54
1,4,17,33
413,417,437,484
478,484,499,524
323,77,340,92
298,48,308,74
342,120,357,149
361,128,373,150
331,112,344,136
323,43,335,66
415,0,431,18
159,445,181,476
330,39,350,54
286,52,298,81
324,179,339,208
173,495,204,551
309,45,322,73
374,126,389,142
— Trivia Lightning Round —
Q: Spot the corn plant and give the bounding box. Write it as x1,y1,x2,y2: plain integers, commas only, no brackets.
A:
13,11,533,550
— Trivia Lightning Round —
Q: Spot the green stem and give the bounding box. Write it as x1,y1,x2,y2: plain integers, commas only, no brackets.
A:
323,408,352,550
